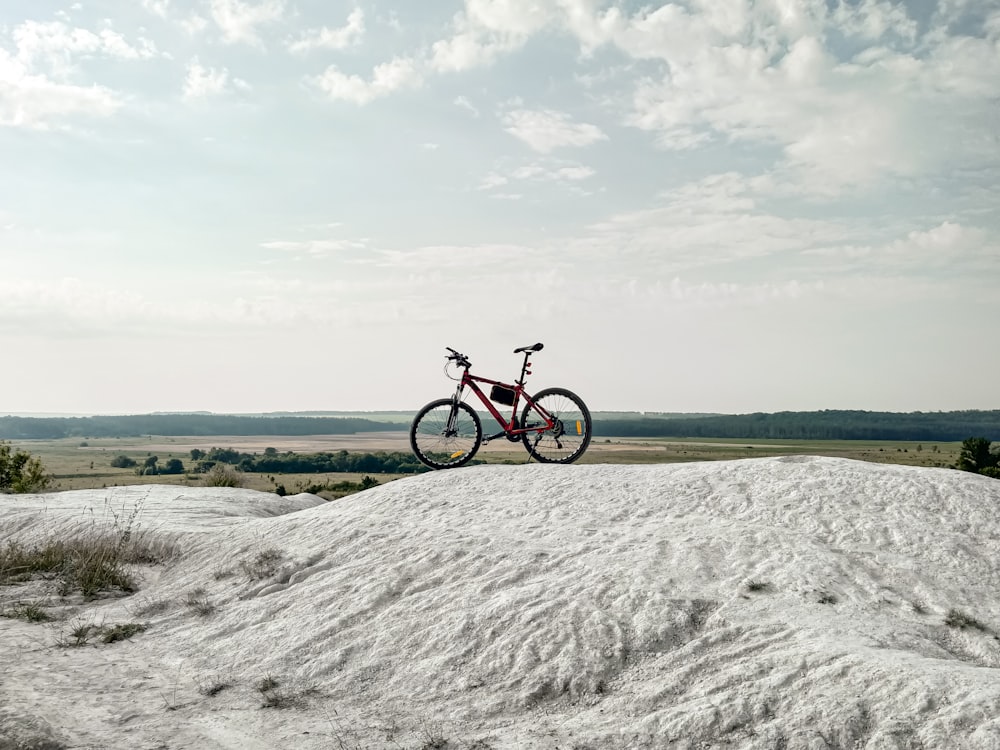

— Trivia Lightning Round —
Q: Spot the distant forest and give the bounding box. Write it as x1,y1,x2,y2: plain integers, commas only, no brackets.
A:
0,414,394,440
1,410,998,442
591,410,1000,441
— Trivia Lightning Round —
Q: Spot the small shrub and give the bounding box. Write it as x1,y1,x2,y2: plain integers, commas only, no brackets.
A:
110,455,137,468
745,579,773,593
101,622,147,643
0,441,53,493
204,464,245,488
817,591,838,605
944,608,989,632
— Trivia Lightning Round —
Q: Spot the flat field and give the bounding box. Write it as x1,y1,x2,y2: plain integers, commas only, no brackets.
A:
9,432,964,495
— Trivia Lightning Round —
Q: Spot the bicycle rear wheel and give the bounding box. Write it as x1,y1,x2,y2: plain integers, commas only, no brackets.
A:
521,387,592,464
410,399,483,469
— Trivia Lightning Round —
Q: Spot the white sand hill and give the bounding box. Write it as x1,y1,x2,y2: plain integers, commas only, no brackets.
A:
2,457,1000,749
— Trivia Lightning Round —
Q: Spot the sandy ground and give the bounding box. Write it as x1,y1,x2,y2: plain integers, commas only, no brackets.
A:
3,457,1000,749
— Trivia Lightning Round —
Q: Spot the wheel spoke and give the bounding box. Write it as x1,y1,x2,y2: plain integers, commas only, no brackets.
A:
410,400,482,469
521,388,591,464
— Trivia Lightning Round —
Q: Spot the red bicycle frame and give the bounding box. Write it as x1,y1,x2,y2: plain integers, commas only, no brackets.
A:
451,359,555,443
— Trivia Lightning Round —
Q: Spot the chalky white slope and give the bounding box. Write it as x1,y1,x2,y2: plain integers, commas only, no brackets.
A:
3,457,1000,749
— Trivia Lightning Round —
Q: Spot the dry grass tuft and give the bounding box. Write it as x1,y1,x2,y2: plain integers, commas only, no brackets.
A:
944,608,990,632
1,600,53,622
241,548,284,581
185,587,216,616
0,499,176,600
101,622,146,643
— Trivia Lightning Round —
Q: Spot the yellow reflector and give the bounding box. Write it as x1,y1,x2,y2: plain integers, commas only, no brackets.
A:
576,420,582,435
450,451,465,459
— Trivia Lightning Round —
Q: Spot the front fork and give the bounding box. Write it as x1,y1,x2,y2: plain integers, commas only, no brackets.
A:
445,381,467,436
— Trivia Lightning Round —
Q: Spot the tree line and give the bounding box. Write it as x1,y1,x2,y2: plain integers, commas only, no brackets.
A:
191,447,433,475
3,409,999,442
592,410,1000,441
0,414,396,440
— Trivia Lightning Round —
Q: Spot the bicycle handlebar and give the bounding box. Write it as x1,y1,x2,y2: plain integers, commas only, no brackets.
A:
445,347,471,368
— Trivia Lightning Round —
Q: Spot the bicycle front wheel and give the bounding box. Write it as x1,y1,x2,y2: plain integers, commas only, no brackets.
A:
410,399,483,469
521,387,592,464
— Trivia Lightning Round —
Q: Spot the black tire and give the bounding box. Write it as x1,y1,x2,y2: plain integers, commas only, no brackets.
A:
521,388,592,464
410,399,483,469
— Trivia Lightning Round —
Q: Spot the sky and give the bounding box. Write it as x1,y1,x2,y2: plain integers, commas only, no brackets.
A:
1,0,998,416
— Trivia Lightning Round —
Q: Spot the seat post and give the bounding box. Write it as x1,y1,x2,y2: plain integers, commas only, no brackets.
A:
517,352,531,385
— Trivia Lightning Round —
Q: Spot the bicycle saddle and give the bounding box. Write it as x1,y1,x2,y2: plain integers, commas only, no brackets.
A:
514,343,544,353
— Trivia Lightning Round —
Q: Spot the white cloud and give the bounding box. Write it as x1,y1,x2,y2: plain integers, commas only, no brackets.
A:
804,222,999,273
555,165,594,181
261,238,368,258
478,172,508,190
0,18,166,128
576,171,846,274
12,20,159,74
210,0,285,46
0,48,120,128
503,108,607,153
567,1,1000,194
429,0,555,72
453,95,480,117
830,0,918,42
465,0,554,36
478,159,596,194
183,59,235,100
0,277,157,333
430,30,521,72
142,0,171,19
181,15,209,35
514,161,594,182
288,8,364,54
313,57,421,105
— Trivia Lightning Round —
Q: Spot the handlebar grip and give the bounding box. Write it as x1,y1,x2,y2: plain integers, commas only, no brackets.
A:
444,347,470,367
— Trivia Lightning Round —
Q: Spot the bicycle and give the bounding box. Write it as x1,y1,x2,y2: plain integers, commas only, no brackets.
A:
409,343,592,469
